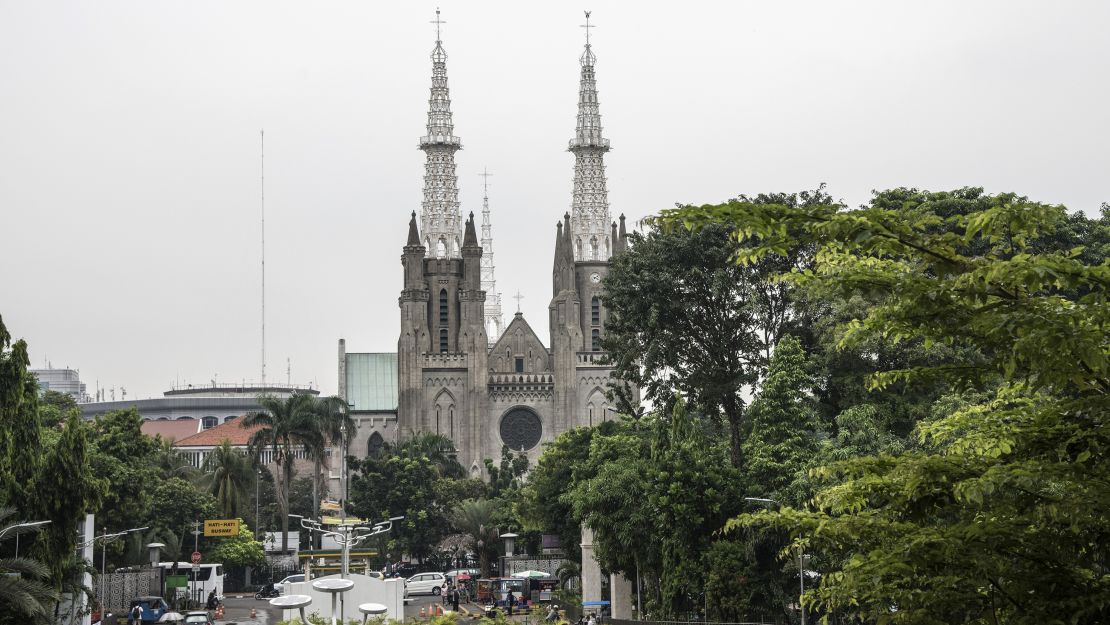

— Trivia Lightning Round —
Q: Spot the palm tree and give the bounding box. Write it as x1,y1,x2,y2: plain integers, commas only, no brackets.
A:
449,499,500,578
243,393,319,553
302,396,354,548
0,507,58,622
200,440,254,519
151,436,198,480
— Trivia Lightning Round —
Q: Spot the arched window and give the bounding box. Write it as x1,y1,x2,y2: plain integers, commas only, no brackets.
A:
605,237,611,257
367,432,384,456
202,416,218,430
453,238,460,255
590,237,599,260
591,297,600,326
436,238,447,259
436,406,441,435
440,328,448,353
439,289,449,325
591,328,601,351
575,238,582,259
588,404,594,428
449,406,455,441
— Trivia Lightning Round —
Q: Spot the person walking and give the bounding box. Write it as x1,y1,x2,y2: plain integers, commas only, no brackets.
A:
129,603,143,625
451,585,460,612
507,591,516,617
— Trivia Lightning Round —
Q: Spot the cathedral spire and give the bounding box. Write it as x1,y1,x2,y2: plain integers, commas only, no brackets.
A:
479,169,504,344
419,8,464,259
568,10,612,262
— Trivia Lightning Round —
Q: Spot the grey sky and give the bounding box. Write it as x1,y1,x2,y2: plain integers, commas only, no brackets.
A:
2,1,1107,400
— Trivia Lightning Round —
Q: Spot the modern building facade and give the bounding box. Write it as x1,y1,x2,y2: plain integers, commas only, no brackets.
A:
31,367,90,403
80,383,319,430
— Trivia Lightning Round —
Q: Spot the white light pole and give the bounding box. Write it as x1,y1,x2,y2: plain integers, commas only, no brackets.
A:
744,497,806,625
1,519,51,558
291,515,403,623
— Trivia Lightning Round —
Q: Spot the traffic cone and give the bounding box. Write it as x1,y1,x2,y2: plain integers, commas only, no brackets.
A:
437,605,444,616
420,606,426,619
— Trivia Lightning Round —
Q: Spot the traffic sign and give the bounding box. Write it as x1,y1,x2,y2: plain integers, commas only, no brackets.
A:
204,519,240,537
191,551,201,564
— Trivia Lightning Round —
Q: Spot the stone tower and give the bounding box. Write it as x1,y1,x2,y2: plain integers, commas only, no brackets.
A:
397,12,489,474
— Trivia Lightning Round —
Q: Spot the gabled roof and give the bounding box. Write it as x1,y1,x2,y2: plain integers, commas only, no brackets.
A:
175,420,262,447
141,418,201,442
489,312,549,356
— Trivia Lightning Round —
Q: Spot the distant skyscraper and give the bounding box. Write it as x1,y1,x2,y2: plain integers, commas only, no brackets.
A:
30,367,89,403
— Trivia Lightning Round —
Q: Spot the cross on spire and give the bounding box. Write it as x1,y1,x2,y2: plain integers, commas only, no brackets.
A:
479,168,493,197
431,7,446,41
513,290,524,313
581,10,595,47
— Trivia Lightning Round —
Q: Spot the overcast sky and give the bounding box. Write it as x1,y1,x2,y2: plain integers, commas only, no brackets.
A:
2,1,1107,400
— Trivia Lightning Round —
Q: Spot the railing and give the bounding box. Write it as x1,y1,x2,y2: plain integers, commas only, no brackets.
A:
168,381,317,392
489,373,554,385
576,352,610,365
423,353,469,368
186,446,311,469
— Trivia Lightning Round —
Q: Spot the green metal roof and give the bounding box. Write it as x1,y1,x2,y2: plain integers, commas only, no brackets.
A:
346,353,398,411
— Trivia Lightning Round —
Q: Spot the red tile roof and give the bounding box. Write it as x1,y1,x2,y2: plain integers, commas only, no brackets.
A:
141,419,202,442
175,419,263,447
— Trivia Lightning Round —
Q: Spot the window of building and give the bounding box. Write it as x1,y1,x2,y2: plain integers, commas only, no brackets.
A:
439,289,448,325
436,238,447,259
202,416,218,430
591,297,600,326
590,237,599,260
591,329,601,351
515,357,524,373
436,407,441,435
440,329,448,353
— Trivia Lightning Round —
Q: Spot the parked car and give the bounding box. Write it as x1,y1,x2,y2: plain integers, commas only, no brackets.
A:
405,572,447,596
183,611,212,625
273,574,305,595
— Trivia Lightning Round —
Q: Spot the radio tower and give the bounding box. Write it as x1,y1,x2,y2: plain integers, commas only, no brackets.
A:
479,168,504,344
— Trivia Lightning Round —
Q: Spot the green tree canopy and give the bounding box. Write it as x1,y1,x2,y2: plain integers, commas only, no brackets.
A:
664,189,1110,623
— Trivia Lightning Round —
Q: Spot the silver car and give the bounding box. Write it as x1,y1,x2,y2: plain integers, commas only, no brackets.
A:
405,572,447,596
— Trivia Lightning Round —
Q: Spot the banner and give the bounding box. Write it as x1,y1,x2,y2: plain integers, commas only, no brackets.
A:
203,519,239,536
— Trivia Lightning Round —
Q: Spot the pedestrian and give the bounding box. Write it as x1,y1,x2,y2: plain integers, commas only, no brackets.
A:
451,585,460,612
129,603,143,625
507,590,516,617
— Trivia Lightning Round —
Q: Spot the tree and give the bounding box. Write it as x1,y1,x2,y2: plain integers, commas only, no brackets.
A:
448,499,500,578
0,314,45,509
666,189,1110,623
201,441,254,520
0,506,57,623
243,393,320,553
741,335,822,506
38,390,78,428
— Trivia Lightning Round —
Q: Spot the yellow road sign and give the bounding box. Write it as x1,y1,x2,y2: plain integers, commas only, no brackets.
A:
204,519,240,537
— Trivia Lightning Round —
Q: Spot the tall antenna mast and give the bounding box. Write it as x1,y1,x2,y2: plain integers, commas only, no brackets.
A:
261,129,266,386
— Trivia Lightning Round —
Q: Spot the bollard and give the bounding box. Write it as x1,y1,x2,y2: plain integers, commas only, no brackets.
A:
250,607,257,619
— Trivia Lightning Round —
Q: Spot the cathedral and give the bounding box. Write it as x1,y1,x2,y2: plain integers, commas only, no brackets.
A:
340,11,632,477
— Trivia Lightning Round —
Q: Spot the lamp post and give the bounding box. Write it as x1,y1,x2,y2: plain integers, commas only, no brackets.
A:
744,497,806,625
291,514,402,623
1,519,51,558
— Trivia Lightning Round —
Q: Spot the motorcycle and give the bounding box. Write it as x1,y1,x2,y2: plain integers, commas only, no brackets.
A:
255,584,280,600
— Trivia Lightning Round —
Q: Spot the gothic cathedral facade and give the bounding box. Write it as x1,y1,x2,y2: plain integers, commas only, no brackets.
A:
394,13,632,476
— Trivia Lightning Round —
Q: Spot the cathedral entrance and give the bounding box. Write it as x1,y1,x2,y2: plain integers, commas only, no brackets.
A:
499,407,543,451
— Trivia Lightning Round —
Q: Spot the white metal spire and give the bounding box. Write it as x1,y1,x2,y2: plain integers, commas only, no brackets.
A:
568,10,612,262
419,8,464,259
479,168,504,344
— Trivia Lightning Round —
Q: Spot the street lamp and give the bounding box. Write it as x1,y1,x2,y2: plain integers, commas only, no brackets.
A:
0,519,51,558
291,514,403,624
744,497,807,625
